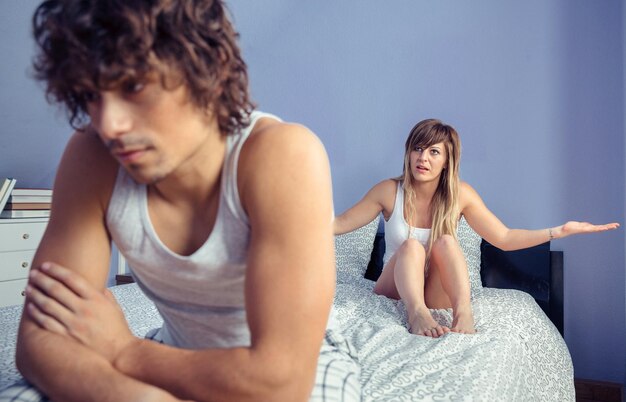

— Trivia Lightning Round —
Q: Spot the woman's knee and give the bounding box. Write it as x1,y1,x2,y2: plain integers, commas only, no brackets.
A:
398,238,426,259
431,234,458,252
430,234,467,268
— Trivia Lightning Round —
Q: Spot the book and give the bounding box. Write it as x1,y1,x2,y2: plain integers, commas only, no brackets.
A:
5,202,52,210
0,209,50,219
0,178,17,213
7,188,53,204
10,188,53,197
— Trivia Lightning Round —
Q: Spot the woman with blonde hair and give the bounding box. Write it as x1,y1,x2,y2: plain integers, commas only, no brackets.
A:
334,119,619,338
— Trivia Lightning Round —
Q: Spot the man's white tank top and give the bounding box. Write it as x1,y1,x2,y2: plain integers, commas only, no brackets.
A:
383,182,431,267
107,111,335,349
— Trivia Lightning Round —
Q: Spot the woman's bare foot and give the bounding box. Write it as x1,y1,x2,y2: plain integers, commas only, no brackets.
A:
451,306,476,334
409,306,450,338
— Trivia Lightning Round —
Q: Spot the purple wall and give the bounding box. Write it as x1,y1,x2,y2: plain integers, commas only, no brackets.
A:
0,0,623,385
229,0,626,383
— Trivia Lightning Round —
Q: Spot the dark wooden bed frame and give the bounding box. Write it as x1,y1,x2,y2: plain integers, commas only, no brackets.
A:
479,240,564,336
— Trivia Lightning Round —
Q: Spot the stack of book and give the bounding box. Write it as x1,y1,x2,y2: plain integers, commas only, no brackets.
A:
0,178,18,215
0,179,52,219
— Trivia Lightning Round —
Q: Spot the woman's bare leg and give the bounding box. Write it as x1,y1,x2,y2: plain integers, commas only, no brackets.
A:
374,239,450,338
425,235,475,334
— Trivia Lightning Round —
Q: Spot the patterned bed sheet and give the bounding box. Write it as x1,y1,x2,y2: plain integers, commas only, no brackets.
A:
0,284,164,391
0,281,574,401
334,279,574,401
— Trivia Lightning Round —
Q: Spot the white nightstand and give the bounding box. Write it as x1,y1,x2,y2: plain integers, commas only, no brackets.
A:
0,217,48,307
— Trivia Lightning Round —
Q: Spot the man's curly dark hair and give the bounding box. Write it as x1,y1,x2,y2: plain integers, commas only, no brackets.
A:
32,0,255,135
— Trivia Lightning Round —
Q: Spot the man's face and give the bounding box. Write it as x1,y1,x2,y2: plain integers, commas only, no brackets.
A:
85,75,216,184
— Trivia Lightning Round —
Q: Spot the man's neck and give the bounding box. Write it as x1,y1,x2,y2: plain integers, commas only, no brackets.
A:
150,130,227,209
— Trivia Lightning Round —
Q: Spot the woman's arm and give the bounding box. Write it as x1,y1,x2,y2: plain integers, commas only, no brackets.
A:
460,182,619,251
334,179,395,235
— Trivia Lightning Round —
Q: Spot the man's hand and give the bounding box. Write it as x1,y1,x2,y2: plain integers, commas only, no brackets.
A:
25,262,136,363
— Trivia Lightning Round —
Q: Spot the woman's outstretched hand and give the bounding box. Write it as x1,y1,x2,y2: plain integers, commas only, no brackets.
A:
555,221,620,239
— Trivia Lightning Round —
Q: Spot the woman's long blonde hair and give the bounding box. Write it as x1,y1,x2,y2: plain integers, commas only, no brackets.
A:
397,119,461,252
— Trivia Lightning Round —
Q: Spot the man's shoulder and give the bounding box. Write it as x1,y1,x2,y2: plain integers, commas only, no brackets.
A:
248,118,319,148
243,118,326,166
63,129,117,175
55,129,119,207
237,118,330,203
65,127,113,158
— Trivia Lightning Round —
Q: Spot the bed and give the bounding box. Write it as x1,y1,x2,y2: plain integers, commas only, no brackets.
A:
334,217,574,400
0,217,574,400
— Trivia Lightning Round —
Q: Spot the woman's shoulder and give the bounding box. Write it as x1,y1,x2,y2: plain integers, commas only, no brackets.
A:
459,181,482,209
369,178,399,198
459,180,479,194
377,178,399,189
459,180,473,192
364,179,399,216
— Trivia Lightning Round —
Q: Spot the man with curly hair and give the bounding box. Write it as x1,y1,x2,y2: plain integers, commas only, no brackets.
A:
1,1,361,401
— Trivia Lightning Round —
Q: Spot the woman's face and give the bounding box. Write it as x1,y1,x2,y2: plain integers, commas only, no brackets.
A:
409,141,448,184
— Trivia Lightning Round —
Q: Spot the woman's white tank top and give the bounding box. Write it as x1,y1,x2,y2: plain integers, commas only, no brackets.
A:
383,182,431,266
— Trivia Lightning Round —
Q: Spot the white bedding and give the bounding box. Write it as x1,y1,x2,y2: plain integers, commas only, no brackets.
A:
0,218,575,401
334,281,573,400
0,284,164,391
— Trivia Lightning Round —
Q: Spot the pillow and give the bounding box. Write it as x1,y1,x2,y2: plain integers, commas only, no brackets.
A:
457,216,483,293
334,216,380,284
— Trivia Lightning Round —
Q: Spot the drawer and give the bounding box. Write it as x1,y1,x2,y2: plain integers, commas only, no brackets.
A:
0,249,36,281
0,278,28,307
0,221,47,253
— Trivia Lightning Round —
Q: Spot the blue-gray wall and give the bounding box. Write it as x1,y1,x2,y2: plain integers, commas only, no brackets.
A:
1,0,624,385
